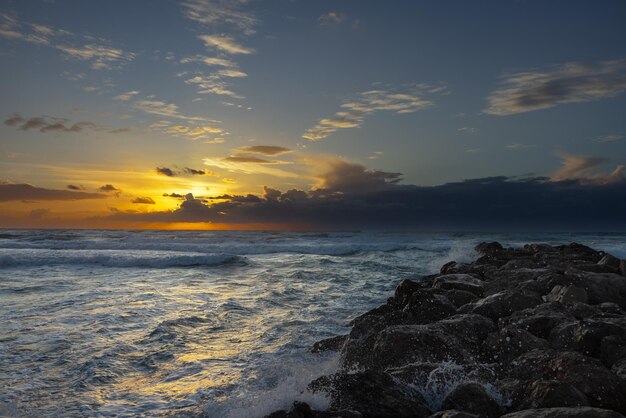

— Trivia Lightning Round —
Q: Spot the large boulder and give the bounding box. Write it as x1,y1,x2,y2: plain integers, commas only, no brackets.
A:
309,370,431,418
440,383,502,418
509,350,626,413
501,407,625,418
564,269,626,309
483,325,550,364
548,318,626,358
462,290,543,321
517,380,589,409
500,303,575,339
546,285,588,305
433,274,485,296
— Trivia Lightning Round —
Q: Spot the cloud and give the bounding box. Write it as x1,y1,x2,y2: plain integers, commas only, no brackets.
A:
485,58,626,115
102,173,626,230
236,145,292,156
156,167,175,177
198,34,254,55
312,159,402,195
224,156,284,164
181,0,257,35
184,167,209,175
134,99,208,121
0,15,135,70
98,184,121,197
4,114,126,134
67,184,84,190
180,55,237,68
113,90,140,101
0,183,106,202
303,88,440,140
29,208,50,219
506,143,537,150
131,197,156,204
593,134,623,143
551,152,624,185
184,75,244,98
318,12,345,25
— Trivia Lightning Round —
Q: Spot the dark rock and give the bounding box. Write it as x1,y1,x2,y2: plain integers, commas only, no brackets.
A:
433,274,485,296
612,357,626,380
445,289,479,308
483,325,550,364
464,290,542,321
546,285,588,305
518,380,589,409
555,243,603,263
599,302,622,315
500,407,626,418
310,370,431,418
440,383,502,418
500,302,574,339
483,268,555,296
312,335,347,353
393,279,422,307
509,350,626,413
598,254,622,270
403,289,458,322
575,263,620,274
565,302,602,320
428,411,479,418
600,334,626,368
475,242,503,255
564,269,626,309
548,318,626,357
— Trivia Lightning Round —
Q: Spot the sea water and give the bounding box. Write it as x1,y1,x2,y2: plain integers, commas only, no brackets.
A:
1,230,625,417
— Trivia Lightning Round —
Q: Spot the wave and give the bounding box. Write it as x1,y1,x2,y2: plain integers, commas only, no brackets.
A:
0,251,244,269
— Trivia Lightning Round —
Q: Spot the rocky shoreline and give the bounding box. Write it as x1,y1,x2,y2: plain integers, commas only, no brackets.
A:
266,242,626,418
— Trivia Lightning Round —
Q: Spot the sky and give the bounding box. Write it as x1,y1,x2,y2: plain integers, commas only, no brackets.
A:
1,0,626,230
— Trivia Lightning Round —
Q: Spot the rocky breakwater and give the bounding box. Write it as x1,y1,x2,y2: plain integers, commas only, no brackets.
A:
266,242,626,418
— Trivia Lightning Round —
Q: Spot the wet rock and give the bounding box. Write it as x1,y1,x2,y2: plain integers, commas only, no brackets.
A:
393,279,423,307
444,289,479,308
310,370,431,418
500,302,574,339
483,325,550,364
264,402,363,418
475,242,503,256
500,407,625,418
403,289,458,322
564,269,626,309
598,254,622,270
428,411,479,418
463,289,542,321
433,274,485,296
546,285,588,305
518,380,589,409
510,350,626,413
599,302,622,315
312,335,347,353
611,357,626,380
440,383,501,418
549,318,626,357
600,334,626,368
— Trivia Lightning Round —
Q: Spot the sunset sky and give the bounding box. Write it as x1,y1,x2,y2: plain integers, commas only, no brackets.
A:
1,0,626,229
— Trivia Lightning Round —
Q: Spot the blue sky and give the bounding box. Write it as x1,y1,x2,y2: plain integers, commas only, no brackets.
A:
1,0,625,228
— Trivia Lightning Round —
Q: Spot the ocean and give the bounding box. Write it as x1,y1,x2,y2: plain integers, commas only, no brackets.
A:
1,230,625,417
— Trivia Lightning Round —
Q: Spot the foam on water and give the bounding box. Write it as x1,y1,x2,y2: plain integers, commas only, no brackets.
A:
1,230,625,417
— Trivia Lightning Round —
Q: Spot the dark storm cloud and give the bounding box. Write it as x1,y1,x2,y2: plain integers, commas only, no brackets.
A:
0,183,106,202
98,184,121,197
156,167,176,177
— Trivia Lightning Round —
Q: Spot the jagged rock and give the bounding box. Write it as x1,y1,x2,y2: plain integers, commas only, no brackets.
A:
564,269,626,309
548,318,626,357
509,350,626,413
445,289,479,308
433,274,485,296
462,289,542,321
546,285,588,305
483,325,550,364
599,302,622,315
600,334,626,368
611,357,626,380
555,243,604,263
393,279,423,307
518,380,589,409
598,254,622,270
440,383,502,418
475,242,503,255
500,407,625,418
500,302,574,339
403,289,458,322
428,411,479,418
312,335,347,353
565,302,602,319
483,268,555,296
309,370,431,418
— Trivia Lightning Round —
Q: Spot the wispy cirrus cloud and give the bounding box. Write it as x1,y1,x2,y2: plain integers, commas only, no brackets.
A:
485,59,626,115
4,113,127,134
303,86,442,140
113,90,140,101
551,152,624,185
0,14,135,70
318,12,345,26
181,0,257,36
184,75,244,98
593,134,623,143
133,99,211,121
198,34,254,55
236,145,292,156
